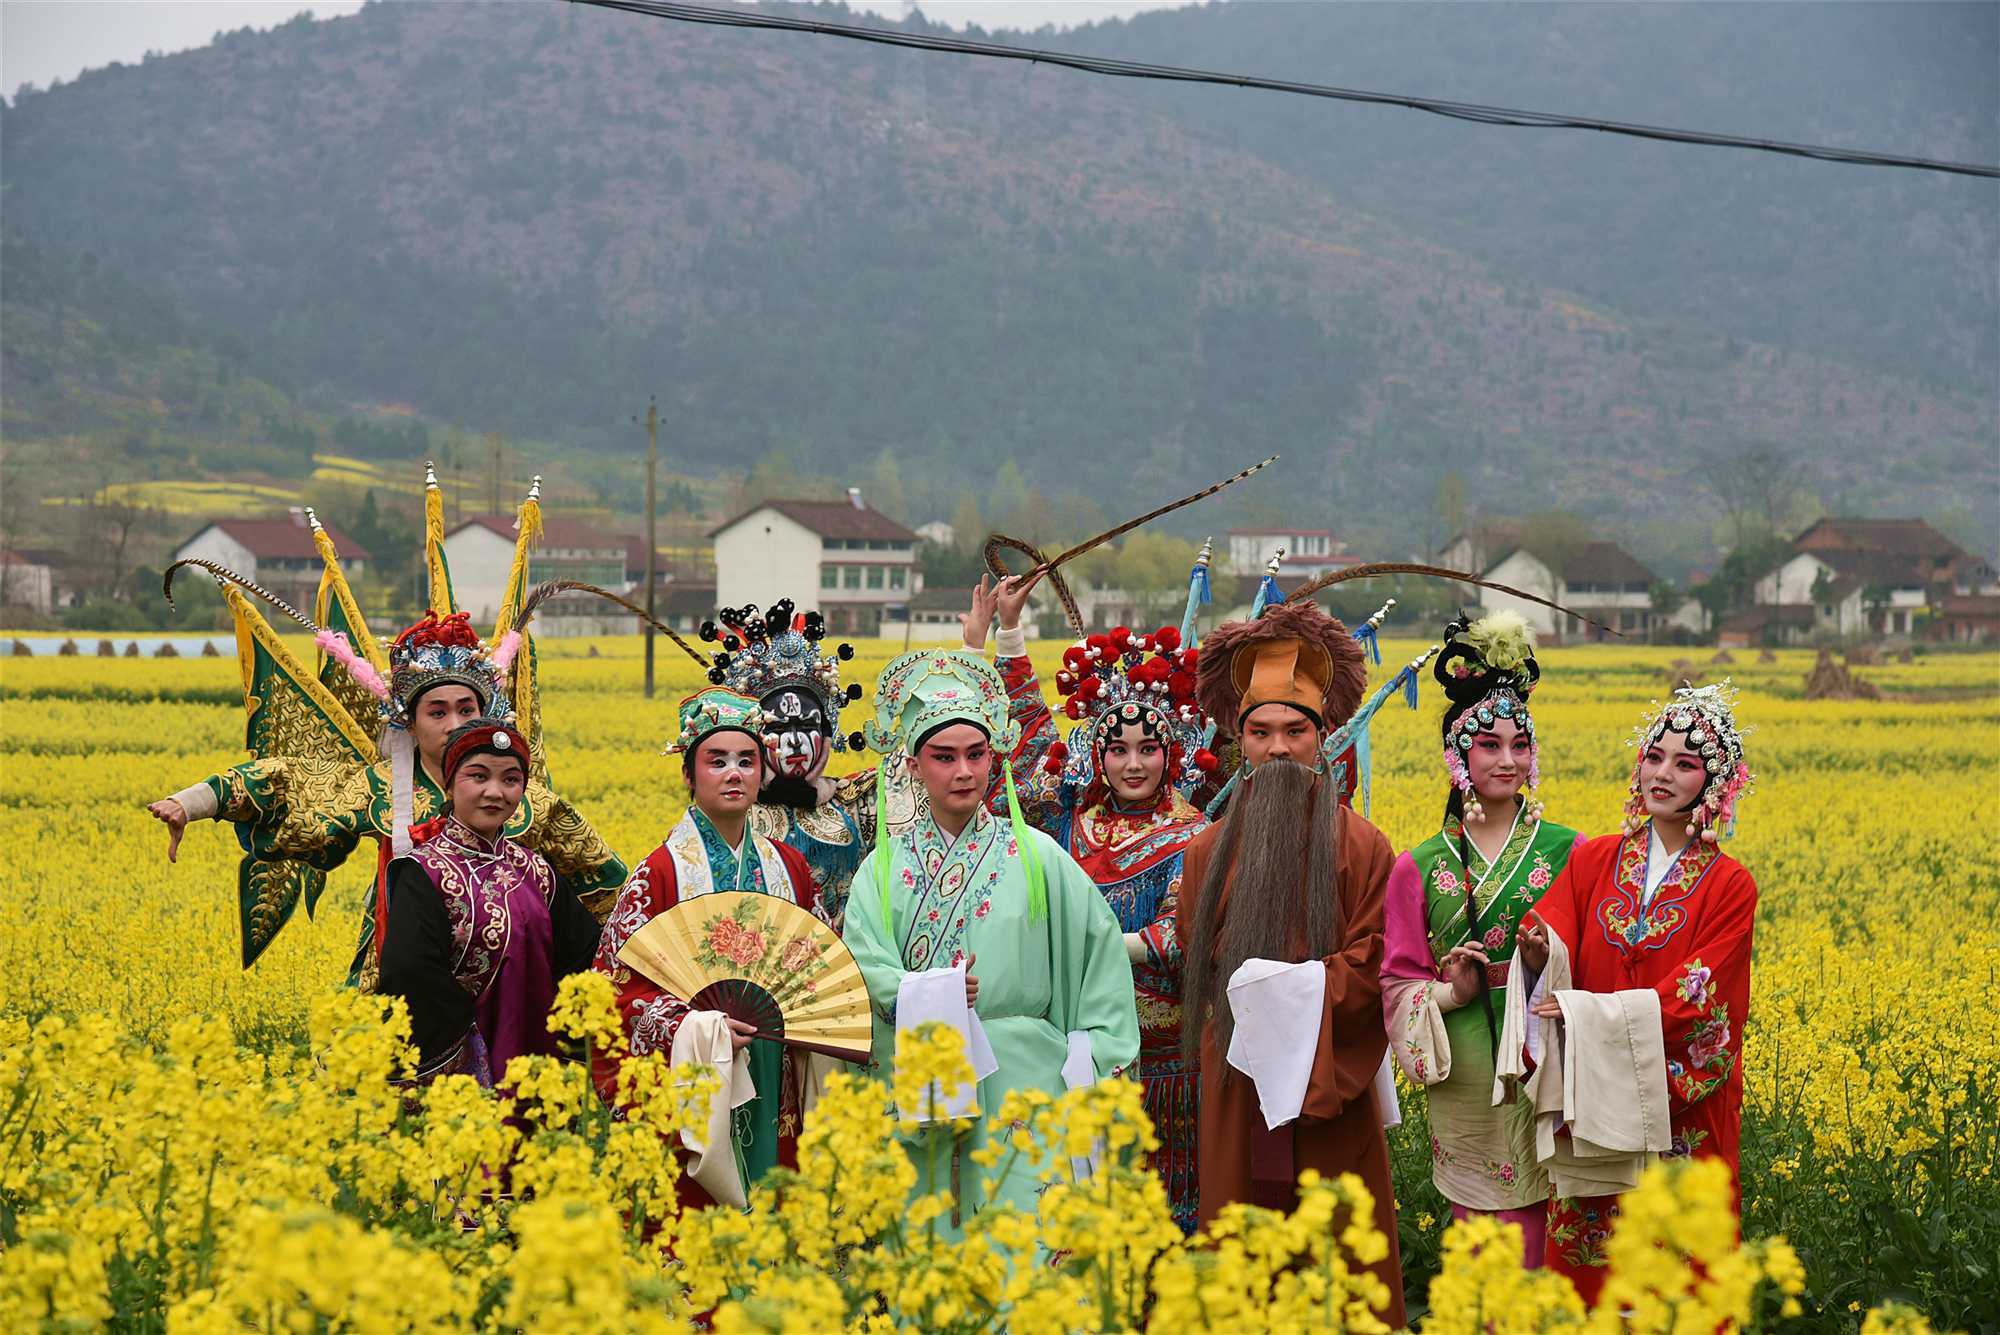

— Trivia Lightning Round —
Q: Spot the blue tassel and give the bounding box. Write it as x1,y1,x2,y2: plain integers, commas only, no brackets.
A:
1402,665,1420,711
1354,723,1373,817
1353,621,1381,666
1251,574,1281,618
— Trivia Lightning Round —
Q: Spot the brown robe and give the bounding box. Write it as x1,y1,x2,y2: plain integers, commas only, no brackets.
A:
1178,804,1406,1328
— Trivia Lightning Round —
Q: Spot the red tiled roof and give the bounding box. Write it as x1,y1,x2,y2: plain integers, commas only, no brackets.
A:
1793,517,1967,563
708,499,918,542
1719,605,1815,632
199,518,372,561
1493,540,1655,587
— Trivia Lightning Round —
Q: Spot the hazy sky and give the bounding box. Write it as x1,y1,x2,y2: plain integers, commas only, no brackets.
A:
1,0,1181,98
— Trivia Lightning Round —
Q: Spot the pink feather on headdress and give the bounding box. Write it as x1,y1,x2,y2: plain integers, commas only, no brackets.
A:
490,629,524,677
316,629,390,701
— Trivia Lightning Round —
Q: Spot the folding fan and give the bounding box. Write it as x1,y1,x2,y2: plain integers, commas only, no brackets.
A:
616,892,872,1062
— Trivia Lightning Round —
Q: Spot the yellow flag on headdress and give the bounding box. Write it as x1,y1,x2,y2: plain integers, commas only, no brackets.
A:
424,462,456,616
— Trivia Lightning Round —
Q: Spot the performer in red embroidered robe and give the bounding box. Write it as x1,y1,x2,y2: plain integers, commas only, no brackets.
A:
1515,682,1758,1302
592,688,820,1209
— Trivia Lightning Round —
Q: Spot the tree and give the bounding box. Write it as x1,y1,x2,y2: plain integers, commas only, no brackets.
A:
1695,440,1810,548
989,460,1033,539
949,492,983,556
867,448,907,522
81,492,162,602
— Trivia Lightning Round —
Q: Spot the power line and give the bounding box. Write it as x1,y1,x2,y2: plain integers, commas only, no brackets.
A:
568,0,2000,180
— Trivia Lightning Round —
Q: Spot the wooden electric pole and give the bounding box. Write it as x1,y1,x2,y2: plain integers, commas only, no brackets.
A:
642,397,659,698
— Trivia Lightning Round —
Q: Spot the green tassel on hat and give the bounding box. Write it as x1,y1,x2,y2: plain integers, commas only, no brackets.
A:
1003,758,1046,923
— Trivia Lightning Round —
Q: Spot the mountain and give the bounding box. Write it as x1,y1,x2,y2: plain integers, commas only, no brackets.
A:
1,0,1992,567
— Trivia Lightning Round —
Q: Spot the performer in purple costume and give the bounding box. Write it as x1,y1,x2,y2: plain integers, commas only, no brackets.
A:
376,720,604,1085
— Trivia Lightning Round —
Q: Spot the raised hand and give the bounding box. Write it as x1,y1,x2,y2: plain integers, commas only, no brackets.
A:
147,798,188,864
995,570,1043,631
964,952,980,1007
960,575,1000,651
725,1015,759,1051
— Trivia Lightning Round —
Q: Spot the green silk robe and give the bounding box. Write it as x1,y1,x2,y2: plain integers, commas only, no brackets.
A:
843,804,1140,1233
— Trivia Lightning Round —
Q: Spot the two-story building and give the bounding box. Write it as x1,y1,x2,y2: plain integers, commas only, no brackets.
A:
1226,526,1357,580
1479,541,1700,642
173,514,371,615
1739,517,1995,643
709,490,921,635
444,513,640,636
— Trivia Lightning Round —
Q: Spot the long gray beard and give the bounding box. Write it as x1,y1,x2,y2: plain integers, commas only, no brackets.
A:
1182,759,1343,1064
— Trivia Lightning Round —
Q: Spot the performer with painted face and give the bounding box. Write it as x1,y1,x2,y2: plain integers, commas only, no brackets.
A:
1380,612,1582,1265
699,601,923,932
963,572,1217,1232
1508,683,1758,1302
377,720,603,1086
842,649,1139,1237
592,688,822,1207
1176,600,1406,1327
144,474,625,978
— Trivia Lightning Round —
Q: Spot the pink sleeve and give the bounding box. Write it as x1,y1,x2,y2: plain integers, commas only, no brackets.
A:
1380,852,1437,983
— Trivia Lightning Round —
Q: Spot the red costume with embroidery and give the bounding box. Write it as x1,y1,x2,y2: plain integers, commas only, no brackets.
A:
1526,830,1757,1300
590,814,820,1210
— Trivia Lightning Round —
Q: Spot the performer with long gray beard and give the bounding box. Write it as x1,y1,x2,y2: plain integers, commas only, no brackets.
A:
1176,600,1405,1327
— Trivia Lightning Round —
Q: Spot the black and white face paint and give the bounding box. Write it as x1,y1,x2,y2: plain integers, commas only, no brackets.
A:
759,686,831,784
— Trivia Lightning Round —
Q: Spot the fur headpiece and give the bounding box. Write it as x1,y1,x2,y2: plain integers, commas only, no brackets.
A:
1196,600,1368,738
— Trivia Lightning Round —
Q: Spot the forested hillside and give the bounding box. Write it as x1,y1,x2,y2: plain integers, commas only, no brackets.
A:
1,0,1991,559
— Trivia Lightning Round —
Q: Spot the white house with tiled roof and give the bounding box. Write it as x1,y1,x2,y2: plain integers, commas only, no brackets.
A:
174,513,371,613
709,489,921,634
444,513,638,635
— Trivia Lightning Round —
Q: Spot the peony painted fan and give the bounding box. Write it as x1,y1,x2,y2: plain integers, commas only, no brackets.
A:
616,892,872,1062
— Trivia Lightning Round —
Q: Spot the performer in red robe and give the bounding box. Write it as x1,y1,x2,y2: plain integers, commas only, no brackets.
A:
592,687,820,1210
1516,682,1758,1302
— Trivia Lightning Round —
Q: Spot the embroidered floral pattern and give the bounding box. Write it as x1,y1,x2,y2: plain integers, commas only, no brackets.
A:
1676,958,1713,1009
1596,830,1719,951
1429,1134,1517,1185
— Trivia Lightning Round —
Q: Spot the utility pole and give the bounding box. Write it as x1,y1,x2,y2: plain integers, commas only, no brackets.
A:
641,397,659,698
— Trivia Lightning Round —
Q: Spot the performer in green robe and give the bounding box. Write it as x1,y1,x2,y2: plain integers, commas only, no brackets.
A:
145,473,625,978
842,648,1139,1234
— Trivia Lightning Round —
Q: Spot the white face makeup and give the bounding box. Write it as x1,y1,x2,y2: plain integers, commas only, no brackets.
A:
912,723,993,824
760,686,831,785
1100,718,1167,805
691,733,763,821
1466,717,1534,805
1638,728,1709,822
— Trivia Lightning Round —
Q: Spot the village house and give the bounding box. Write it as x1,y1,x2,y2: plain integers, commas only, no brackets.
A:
1731,516,1996,645
442,513,643,636
880,586,1043,645
709,489,921,635
1226,526,1358,580
1475,540,1704,642
173,513,370,615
